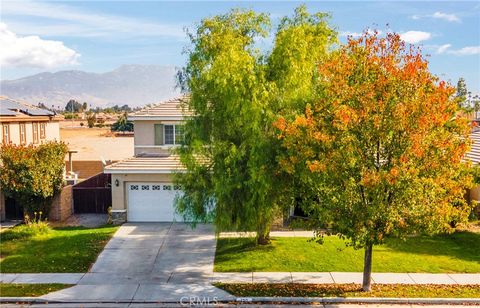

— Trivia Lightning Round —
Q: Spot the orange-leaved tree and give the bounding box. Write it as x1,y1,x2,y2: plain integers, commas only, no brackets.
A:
274,31,474,291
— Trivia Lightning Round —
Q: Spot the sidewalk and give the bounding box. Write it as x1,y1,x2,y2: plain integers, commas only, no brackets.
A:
212,272,480,285
2,272,479,285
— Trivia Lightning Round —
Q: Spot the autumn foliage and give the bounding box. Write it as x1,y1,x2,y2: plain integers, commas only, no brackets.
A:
275,31,474,290
0,141,68,217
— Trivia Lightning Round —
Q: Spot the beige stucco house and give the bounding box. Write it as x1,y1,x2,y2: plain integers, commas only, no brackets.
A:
104,97,189,222
0,97,62,221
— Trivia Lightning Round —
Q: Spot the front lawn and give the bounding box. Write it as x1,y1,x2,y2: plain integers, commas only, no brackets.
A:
216,283,480,298
0,225,118,273
0,283,72,297
215,232,480,273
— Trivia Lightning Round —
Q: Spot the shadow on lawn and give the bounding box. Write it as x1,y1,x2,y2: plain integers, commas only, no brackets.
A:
215,231,480,271
383,231,480,263
52,224,113,231
216,237,274,254
0,228,115,273
215,237,275,271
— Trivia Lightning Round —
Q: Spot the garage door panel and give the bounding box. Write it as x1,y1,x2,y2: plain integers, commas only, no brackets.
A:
127,182,182,222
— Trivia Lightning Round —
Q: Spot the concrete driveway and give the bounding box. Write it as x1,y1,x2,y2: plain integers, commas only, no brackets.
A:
43,223,232,302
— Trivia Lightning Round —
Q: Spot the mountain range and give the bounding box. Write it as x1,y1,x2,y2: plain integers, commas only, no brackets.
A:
0,65,181,108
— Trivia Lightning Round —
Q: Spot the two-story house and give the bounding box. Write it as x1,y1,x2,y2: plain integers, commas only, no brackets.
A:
104,96,189,223
0,96,62,221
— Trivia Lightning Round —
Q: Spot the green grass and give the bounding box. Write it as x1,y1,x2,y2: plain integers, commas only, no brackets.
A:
0,283,71,297
0,225,118,273
215,232,480,273
215,283,480,298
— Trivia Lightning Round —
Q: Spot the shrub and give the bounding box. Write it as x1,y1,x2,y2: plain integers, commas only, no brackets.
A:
2,212,51,241
86,113,96,128
111,112,133,132
63,113,78,119
0,142,68,217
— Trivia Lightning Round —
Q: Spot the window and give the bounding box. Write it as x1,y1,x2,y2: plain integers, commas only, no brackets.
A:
154,124,163,145
40,123,46,139
141,185,150,190
175,125,184,144
2,124,10,143
19,123,26,144
152,185,161,190
163,185,172,190
32,123,39,143
164,125,174,145
164,124,184,145
130,185,139,190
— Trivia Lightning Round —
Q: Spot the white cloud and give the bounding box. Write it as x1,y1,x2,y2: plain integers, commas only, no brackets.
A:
432,12,461,23
436,44,452,54
449,46,480,55
1,0,185,39
411,12,461,23
0,23,80,68
434,44,480,55
340,31,362,38
400,31,432,44
340,29,382,38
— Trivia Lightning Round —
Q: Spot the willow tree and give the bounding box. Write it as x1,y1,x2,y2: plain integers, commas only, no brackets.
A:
275,32,474,290
175,6,336,244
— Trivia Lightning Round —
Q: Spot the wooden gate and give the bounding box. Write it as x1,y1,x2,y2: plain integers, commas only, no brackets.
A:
73,173,111,213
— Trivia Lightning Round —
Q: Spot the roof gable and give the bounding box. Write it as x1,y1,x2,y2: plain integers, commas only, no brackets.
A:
128,96,191,121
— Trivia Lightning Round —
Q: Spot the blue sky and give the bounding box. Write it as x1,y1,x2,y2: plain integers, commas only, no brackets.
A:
1,1,479,93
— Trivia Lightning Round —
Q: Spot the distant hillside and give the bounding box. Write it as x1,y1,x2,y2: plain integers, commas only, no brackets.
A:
0,65,181,108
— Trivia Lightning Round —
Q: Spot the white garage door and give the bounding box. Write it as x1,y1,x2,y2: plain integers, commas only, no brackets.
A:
127,182,181,222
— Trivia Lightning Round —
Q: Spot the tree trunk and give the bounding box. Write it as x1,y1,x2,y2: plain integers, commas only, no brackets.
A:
362,243,373,292
256,224,271,245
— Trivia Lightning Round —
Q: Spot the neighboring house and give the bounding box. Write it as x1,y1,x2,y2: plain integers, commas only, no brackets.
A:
0,96,62,221
465,130,480,216
104,97,189,223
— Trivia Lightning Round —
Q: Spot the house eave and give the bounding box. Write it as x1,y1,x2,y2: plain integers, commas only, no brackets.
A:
128,116,186,121
104,168,182,174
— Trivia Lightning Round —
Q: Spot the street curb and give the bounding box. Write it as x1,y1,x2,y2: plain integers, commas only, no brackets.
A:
235,296,480,305
1,296,479,305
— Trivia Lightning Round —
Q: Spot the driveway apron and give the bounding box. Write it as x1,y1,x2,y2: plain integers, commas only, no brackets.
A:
42,222,232,302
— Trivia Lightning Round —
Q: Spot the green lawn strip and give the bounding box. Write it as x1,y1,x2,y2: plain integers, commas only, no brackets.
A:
215,283,480,298
0,225,118,273
0,283,72,297
214,232,480,273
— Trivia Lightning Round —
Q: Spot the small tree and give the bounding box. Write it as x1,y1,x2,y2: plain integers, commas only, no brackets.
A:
65,99,83,113
0,141,68,217
86,112,96,128
275,31,474,291
111,112,133,133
